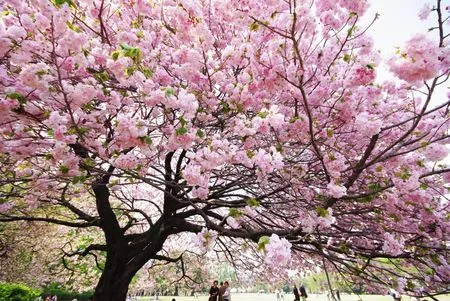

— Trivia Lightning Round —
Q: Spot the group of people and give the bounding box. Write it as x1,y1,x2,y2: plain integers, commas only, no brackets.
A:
209,280,231,301
39,296,58,301
293,284,307,301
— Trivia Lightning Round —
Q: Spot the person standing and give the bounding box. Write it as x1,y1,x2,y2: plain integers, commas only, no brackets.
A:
389,288,402,301
334,289,341,301
209,280,220,301
299,283,308,301
222,281,231,301
218,282,226,301
293,284,300,301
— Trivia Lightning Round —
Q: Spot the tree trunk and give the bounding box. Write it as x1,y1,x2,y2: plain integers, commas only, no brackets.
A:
92,255,134,301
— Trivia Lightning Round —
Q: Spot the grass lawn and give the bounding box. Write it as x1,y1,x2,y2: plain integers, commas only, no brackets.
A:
138,293,450,301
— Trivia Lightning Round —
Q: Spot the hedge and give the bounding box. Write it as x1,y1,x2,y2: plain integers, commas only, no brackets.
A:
0,282,41,301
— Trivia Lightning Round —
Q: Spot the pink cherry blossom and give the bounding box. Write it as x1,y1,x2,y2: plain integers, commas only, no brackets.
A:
424,144,448,161
264,234,292,267
418,3,431,20
382,233,405,256
326,182,347,198
388,34,442,84
192,228,218,252
227,216,240,229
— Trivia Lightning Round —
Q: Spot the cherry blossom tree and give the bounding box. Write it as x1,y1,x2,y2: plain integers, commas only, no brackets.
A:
0,0,449,300
0,220,105,291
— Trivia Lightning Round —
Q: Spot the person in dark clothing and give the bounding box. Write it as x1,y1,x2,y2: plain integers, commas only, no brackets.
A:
218,282,226,301
209,280,220,301
299,284,307,300
293,284,300,301
334,289,341,301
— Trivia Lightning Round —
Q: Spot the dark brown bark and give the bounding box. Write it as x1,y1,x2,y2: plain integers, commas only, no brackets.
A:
92,254,133,301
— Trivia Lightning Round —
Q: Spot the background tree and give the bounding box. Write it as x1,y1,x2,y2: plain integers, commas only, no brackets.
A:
0,0,449,300
0,221,104,291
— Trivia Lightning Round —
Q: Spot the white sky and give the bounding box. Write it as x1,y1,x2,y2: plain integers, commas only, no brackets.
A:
363,0,449,106
365,0,438,53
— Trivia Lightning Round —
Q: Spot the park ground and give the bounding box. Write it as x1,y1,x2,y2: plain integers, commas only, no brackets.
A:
138,293,450,301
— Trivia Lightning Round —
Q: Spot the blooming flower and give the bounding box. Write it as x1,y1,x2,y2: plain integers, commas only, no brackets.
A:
192,228,218,252
327,182,347,198
388,34,441,84
264,234,292,267
418,3,431,20
382,233,404,256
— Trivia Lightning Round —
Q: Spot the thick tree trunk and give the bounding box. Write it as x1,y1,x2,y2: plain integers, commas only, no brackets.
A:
92,253,135,301
92,276,130,301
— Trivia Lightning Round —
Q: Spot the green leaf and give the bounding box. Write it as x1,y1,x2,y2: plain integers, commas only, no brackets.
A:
228,208,242,218
326,128,334,138
220,102,231,113
257,235,270,251
343,54,351,63
140,67,154,78
82,48,90,57
78,127,89,135
347,26,355,36
125,66,137,76
257,111,269,118
59,165,70,174
368,183,381,191
339,242,349,253
83,157,95,167
406,280,415,290
94,70,109,82
144,136,152,145
250,22,260,31
196,129,205,138
179,116,187,127
419,183,428,190
66,21,82,32
176,127,187,136
111,50,121,61
247,198,260,207
120,44,142,63
421,141,430,148
72,175,87,184
82,102,94,112
7,92,26,104
316,207,328,217
165,87,175,97
54,0,75,7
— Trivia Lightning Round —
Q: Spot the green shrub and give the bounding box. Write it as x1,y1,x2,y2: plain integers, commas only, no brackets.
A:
42,283,93,301
0,282,41,301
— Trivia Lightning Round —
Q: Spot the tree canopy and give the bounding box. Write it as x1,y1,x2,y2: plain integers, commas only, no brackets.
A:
0,0,449,300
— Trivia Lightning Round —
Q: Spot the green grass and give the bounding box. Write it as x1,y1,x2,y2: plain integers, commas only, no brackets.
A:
137,293,450,301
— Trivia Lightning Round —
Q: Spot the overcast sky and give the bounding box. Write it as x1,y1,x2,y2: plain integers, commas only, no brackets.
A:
363,0,448,106
364,0,438,54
